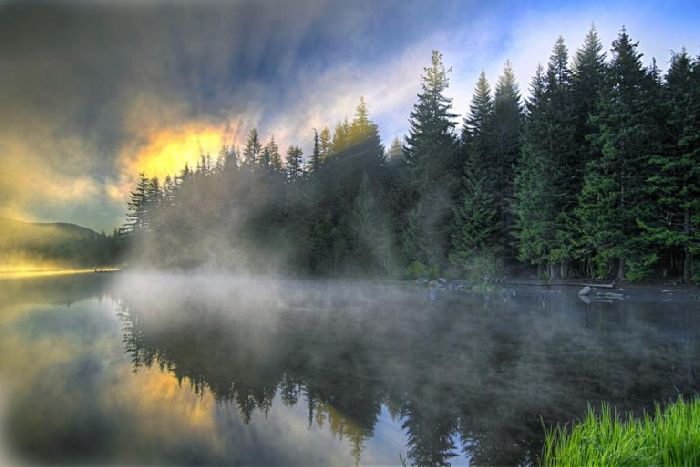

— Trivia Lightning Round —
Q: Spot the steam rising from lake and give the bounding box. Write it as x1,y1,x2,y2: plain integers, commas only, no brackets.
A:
0,272,698,465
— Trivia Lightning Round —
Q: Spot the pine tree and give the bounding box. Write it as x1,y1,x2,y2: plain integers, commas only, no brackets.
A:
462,71,494,172
122,172,151,235
162,175,177,207
243,128,261,167
145,176,162,230
403,50,459,269
404,50,458,184
450,175,498,273
178,163,193,185
332,118,351,155
543,37,578,278
225,146,239,170
452,71,498,269
644,50,700,281
387,137,403,162
262,136,282,172
309,129,322,173
285,145,304,182
343,97,384,167
513,38,578,279
513,65,550,273
319,127,333,161
572,25,607,165
570,25,607,275
492,62,522,258
350,174,393,273
578,28,661,280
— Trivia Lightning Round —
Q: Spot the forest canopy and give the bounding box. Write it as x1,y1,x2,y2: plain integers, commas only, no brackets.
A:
121,26,700,282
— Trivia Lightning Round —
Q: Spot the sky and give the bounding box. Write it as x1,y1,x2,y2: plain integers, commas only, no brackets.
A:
0,0,698,232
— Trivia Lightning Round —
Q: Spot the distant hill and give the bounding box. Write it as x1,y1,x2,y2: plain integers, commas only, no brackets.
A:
0,217,119,269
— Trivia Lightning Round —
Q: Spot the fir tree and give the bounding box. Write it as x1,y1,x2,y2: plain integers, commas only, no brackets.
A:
332,118,351,155
452,71,498,269
285,145,304,182
263,136,282,172
387,137,403,162
462,71,494,171
122,172,151,234
162,175,177,208
578,28,661,280
513,65,550,273
492,62,522,258
309,129,322,173
319,127,333,161
404,50,458,184
450,174,498,272
572,25,607,167
644,50,700,281
350,174,393,273
403,50,459,269
513,37,578,279
543,37,578,277
225,146,239,170
243,128,261,167
568,25,607,275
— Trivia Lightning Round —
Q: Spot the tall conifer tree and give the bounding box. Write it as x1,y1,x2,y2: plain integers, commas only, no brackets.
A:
644,50,700,281
452,71,498,269
578,28,661,280
403,51,458,268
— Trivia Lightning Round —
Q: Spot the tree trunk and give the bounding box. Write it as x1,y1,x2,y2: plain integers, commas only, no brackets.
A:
549,264,559,281
560,261,568,280
617,258,625,282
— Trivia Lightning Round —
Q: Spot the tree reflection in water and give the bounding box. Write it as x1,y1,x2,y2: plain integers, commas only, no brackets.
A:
114,275,700,466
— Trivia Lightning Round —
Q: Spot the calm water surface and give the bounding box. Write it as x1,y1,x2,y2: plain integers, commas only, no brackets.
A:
0,273,698,466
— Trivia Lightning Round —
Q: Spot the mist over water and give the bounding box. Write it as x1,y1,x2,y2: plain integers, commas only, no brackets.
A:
0,272,698,465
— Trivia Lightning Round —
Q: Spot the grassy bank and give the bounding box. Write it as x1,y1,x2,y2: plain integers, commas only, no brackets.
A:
542,397,700,466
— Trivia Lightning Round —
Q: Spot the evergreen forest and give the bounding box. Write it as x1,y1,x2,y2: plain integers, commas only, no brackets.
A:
121,26,700,282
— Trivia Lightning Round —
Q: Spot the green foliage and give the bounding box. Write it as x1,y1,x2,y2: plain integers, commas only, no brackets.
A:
642,49,700,281
350,175,394,274
542,396,700,467
406,260,427,280
285,145,304,182
625,252,658,281
514,37,579,278
513,65,551,269
403,50,459,269
577,28,662,280
492,61,522,255
116,30,700,283
451,175,498,263
451,251,499,283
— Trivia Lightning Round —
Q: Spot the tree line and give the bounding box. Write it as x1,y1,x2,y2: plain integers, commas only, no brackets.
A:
122,26,700,282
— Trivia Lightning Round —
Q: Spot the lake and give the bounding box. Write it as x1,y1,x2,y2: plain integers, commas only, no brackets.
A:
0,272,698,466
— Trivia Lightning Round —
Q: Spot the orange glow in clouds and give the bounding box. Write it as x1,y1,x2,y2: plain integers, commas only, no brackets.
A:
108,121,243,202
129,125,227,179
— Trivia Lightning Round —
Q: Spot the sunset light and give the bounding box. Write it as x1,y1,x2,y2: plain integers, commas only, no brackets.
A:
1,1,699,465
125,124,234,179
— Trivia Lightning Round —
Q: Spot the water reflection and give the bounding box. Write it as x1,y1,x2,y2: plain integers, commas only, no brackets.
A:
115,275,699,465
0,273,699,465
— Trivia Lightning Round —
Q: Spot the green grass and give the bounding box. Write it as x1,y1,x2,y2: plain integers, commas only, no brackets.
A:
542,396,700,466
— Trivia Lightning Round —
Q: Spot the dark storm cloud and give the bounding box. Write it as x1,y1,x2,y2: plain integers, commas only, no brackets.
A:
2,0,696,231
0,0,468,230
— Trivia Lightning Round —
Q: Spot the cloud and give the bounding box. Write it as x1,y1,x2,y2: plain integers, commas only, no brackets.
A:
0,0,698,231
